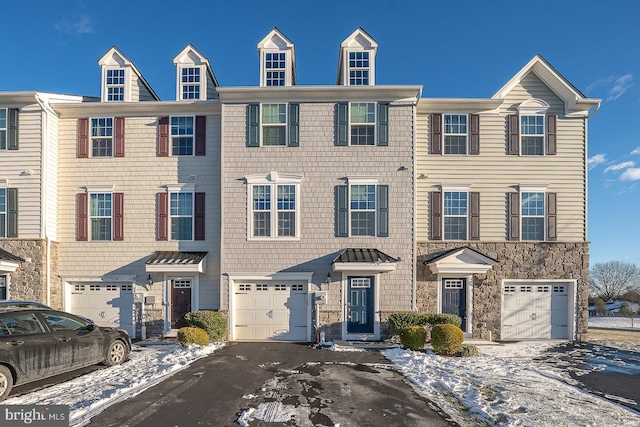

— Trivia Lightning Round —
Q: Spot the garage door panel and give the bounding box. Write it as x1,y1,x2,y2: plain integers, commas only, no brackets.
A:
70,284,135,337
234,282,307,341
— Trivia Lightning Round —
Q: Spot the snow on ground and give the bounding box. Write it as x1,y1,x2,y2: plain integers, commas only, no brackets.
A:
589,315,640,329
382,342,640,427
4,342,224,427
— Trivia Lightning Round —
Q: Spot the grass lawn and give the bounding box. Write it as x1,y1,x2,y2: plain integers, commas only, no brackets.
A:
588,327,640,346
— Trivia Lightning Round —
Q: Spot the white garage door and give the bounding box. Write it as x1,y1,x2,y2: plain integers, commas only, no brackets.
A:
70,283,135,336
234,281,307,341
502,283,569,340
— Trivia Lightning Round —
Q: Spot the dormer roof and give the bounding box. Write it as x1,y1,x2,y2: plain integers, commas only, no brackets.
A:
337,27,378,86
172,44,219,100
493,54,600,117
97,46,160,101
257,27,296,86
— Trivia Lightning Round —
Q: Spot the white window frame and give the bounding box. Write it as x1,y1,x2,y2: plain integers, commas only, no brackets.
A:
0,108,6,150
0,187,5,238
517,99,550,156
89,192,113,241
520,114,545,155
261,103,288,146
0,274,7,300
104,67,127,102
90,117,113,157
443,114,468,155
347,50,371,86
170,115,195,156
245,172,302,241
264,52,287,87
179,66,203,100
520,185,547,241
168,188,194,241
349,102,376,146
442,186,469,240
347,176,379,237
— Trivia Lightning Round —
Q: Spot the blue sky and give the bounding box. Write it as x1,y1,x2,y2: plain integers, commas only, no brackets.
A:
2,0,639,267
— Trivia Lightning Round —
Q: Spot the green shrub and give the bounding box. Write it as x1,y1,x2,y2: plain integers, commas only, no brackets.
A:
184,310,228,343
388,312,462,335
458,344,481,357
177,327,209,347
431,324,464,356
398,326,427,351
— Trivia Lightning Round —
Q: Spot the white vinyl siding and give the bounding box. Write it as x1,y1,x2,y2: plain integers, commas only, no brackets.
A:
417,73,586,242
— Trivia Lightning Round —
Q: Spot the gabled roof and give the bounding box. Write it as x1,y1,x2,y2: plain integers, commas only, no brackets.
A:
97,46,160,101
423,246,497,274
0,248,24,263
0,248,24,272
173,44,219,88
257,27,296,86
492,54,600,117
337,27,378,85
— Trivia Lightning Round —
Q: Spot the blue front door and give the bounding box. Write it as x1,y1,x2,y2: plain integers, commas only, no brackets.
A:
347,276,374,334
442,279,466,331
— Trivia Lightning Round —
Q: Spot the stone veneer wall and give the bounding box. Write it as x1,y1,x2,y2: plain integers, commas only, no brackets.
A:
0,239,62,309
416,242,589,341
316,310,394,342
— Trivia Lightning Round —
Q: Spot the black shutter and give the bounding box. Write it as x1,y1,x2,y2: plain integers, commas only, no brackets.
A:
247,104,260,147
430,114,442,154
288,104,299,147
195,116,206,155
431,191,442,240
377,185,389,237
335,185,348,237
336,103,348,146
8,109,18,150
508,115,519,155
469,114,480,155
7,188,18,238
377,103,389,146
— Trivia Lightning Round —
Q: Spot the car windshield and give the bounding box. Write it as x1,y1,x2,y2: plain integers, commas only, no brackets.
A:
42,313,88,332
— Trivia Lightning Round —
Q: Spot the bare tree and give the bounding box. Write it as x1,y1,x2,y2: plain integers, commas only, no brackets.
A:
589,261,640,301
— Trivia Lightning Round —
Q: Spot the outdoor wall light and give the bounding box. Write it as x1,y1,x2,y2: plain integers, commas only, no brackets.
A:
326,272,332,285
147,274,153,287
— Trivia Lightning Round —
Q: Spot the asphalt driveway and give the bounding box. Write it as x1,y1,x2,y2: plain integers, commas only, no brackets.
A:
86,342,456,427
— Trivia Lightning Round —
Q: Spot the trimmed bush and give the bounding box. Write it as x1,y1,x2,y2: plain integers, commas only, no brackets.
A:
184,310,228,343
177,327,209,347
388,312,462,335
431,324,464,356
398,326,427,351
458,344,481,357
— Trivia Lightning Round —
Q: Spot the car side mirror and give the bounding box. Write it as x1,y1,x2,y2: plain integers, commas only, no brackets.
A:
87,323,97,331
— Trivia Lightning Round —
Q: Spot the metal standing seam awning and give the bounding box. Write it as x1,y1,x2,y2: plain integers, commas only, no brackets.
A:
145,251,208,273
0,248,24,273
332,248,398,273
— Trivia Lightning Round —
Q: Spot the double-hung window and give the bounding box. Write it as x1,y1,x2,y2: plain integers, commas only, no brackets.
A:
106,69,125,101
444,191,468,240
444,115,467,154
0,109,6,150
171,116,194,155
246,173,301,240
348,51,370,85
170,192,193,240
90,193,112,240
350,103,376,145
336,102,388,146
521,191,545,240
0,188,5,237
521,115,544,155
336,179,388,237
0,275,6,300
265,53,286,87
181,67,201,100
0,187,17,238
262,104,287,146
91,118,113,157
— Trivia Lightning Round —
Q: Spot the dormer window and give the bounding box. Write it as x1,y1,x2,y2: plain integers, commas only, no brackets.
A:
180,67,201,100
265,53,286,86
106,69,125,101
349,51,370,85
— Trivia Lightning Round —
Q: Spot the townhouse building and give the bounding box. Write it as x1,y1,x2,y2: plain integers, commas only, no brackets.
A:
0,28,599,342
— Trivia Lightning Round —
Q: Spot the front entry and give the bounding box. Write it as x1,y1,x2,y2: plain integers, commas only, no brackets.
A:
347,276,374,334
171,279,192,329
442,279,466,332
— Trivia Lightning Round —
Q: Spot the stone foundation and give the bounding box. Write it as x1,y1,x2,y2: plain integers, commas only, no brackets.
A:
417,242,589,341
0,239,62,309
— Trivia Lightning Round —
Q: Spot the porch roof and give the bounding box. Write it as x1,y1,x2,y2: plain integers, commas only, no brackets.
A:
145,251,208,273
332,248,398,273
0,248,24,273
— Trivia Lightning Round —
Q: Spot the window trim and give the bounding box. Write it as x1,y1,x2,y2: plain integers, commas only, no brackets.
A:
443,114,468,155
90,117,114,157
167,184,196,241
344,48,375,86
178,65,204,100
442,187,469,241
245,172,303,241
0,187,5,238
103,67,127,102
170,115,195,156
520,114,545,155
336,176,388,238
347,50,370,86
0,108,6,150
0,274,7,300
263,51,287,87
89,192,113,241
520,188,546,241
349,102,376,146
261,103,288,146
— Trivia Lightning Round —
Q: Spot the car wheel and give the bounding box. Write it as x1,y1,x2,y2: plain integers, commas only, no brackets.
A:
0,365,14,401
103,340,128,366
